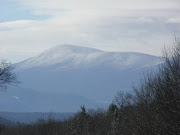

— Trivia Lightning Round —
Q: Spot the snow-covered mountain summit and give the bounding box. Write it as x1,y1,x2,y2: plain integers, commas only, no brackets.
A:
4,45,162,112
15,45,161,71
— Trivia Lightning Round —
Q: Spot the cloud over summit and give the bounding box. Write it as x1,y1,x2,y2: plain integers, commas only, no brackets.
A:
0,0,180,63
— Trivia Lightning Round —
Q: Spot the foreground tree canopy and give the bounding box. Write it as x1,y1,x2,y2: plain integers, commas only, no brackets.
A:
0,40,179,135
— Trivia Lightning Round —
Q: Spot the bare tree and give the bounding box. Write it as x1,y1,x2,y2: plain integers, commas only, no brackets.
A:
114,91,133,108
0,60,18,90
132,38,180,134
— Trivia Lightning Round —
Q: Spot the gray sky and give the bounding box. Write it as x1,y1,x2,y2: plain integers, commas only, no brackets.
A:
0,0,180,63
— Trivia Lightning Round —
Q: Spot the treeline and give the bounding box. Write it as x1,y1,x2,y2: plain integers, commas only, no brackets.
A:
0,41,180,135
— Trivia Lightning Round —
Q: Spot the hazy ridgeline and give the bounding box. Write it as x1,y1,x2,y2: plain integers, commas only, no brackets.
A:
0,112,74,124
0,41,180,135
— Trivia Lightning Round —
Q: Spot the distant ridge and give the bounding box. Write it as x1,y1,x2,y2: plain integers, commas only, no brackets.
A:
15,44,161,71
0,44,162,112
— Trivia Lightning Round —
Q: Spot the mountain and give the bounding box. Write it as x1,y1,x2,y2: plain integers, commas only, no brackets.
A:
0,86,94,112
0,112,74,124
1,45,161,112
15,45,160,71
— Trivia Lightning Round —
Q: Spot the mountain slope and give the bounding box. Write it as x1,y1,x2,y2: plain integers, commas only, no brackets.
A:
4,45,162,112
0,86,96,112
15,45,160,71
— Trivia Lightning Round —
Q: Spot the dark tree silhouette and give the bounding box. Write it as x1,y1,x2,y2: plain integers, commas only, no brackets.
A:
0,60,18,90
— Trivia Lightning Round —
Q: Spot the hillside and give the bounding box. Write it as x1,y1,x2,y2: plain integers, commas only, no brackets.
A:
1,45,161,112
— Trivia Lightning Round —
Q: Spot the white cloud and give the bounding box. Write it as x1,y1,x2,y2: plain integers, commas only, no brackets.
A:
136,17,156,23
0,20,40,29
0,0,180,63
12,0,180,10
167,16,180,23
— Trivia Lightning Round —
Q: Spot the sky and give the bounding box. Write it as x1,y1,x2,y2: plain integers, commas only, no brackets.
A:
0,0,180,63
